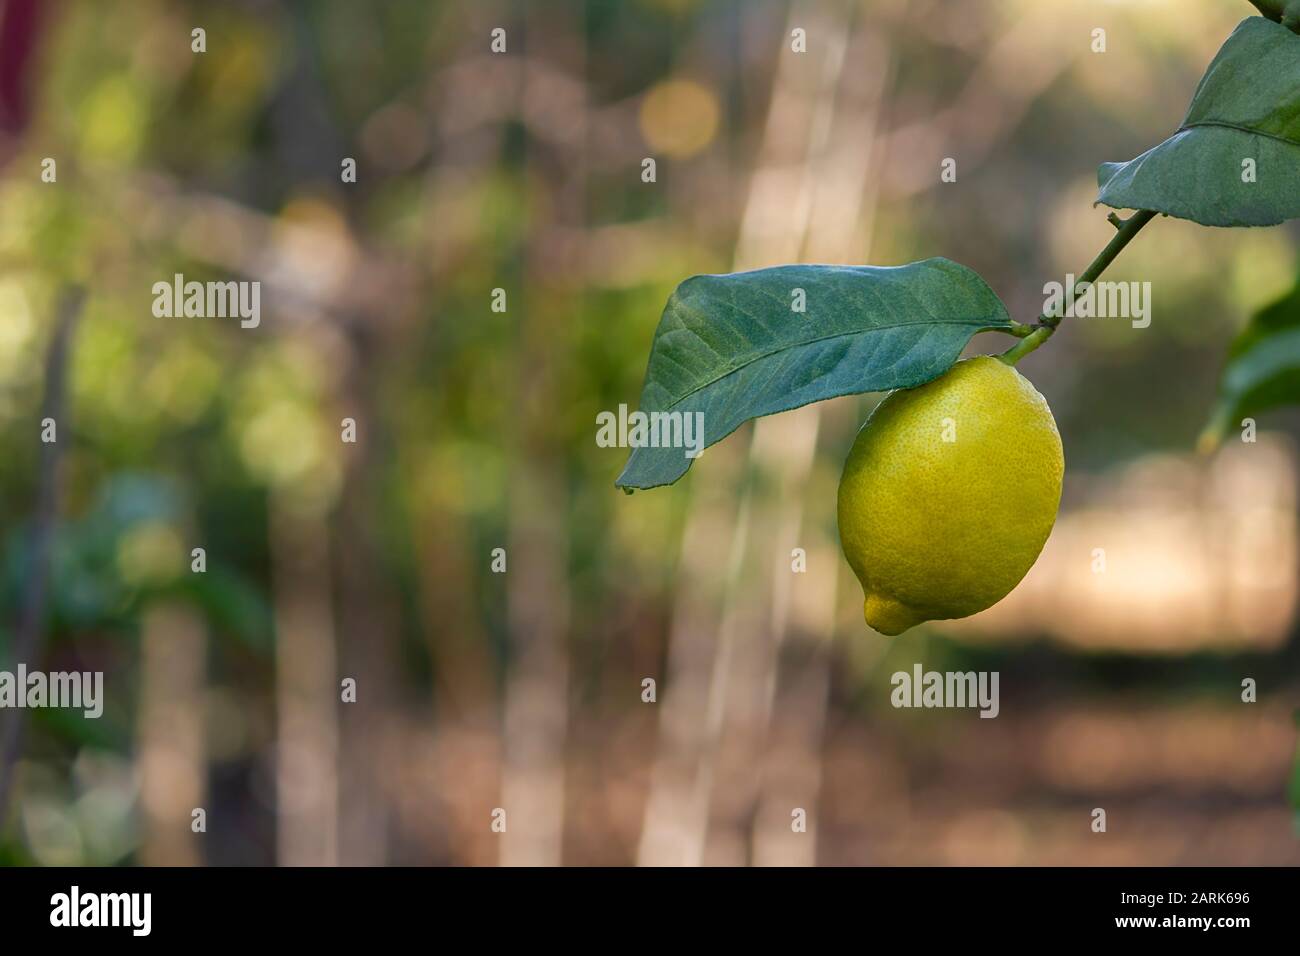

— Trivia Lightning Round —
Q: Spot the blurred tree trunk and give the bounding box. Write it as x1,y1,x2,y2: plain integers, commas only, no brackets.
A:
414,4,517,864
262,2,412,868
731,7,898,867
0,287,83,832
636,439,753,866
334,326,402,866
638,0,837,867
639,0,899,866
417,502,502,865
498,0,584,868
271,493,339,866
137,603,207,866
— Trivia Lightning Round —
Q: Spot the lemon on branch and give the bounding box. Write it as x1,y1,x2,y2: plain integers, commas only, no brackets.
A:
837,355,1063,636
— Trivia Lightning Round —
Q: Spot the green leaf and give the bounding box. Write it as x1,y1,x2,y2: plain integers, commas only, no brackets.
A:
1199,272,1300,448
615,258,1013,490
1097,17,1300,227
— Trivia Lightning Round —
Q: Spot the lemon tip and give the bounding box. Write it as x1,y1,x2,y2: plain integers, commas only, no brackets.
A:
863,593,925,636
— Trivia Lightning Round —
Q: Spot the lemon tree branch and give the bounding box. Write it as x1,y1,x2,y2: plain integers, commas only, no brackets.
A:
999,209,1158,366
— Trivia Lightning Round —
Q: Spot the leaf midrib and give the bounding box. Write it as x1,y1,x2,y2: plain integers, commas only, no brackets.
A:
655,315,1005,410
1179,118,1300,149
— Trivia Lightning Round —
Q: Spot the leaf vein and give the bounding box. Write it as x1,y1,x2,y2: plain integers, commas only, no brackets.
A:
653,316,1003,410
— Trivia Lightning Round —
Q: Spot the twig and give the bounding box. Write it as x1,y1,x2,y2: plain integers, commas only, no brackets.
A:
0,286,85,833
999,209,1157,365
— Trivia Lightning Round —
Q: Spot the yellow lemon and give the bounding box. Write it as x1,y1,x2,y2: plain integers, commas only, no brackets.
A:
837,355,1063,635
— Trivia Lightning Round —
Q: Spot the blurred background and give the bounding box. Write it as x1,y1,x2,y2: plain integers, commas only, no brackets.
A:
0,0,1297,866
